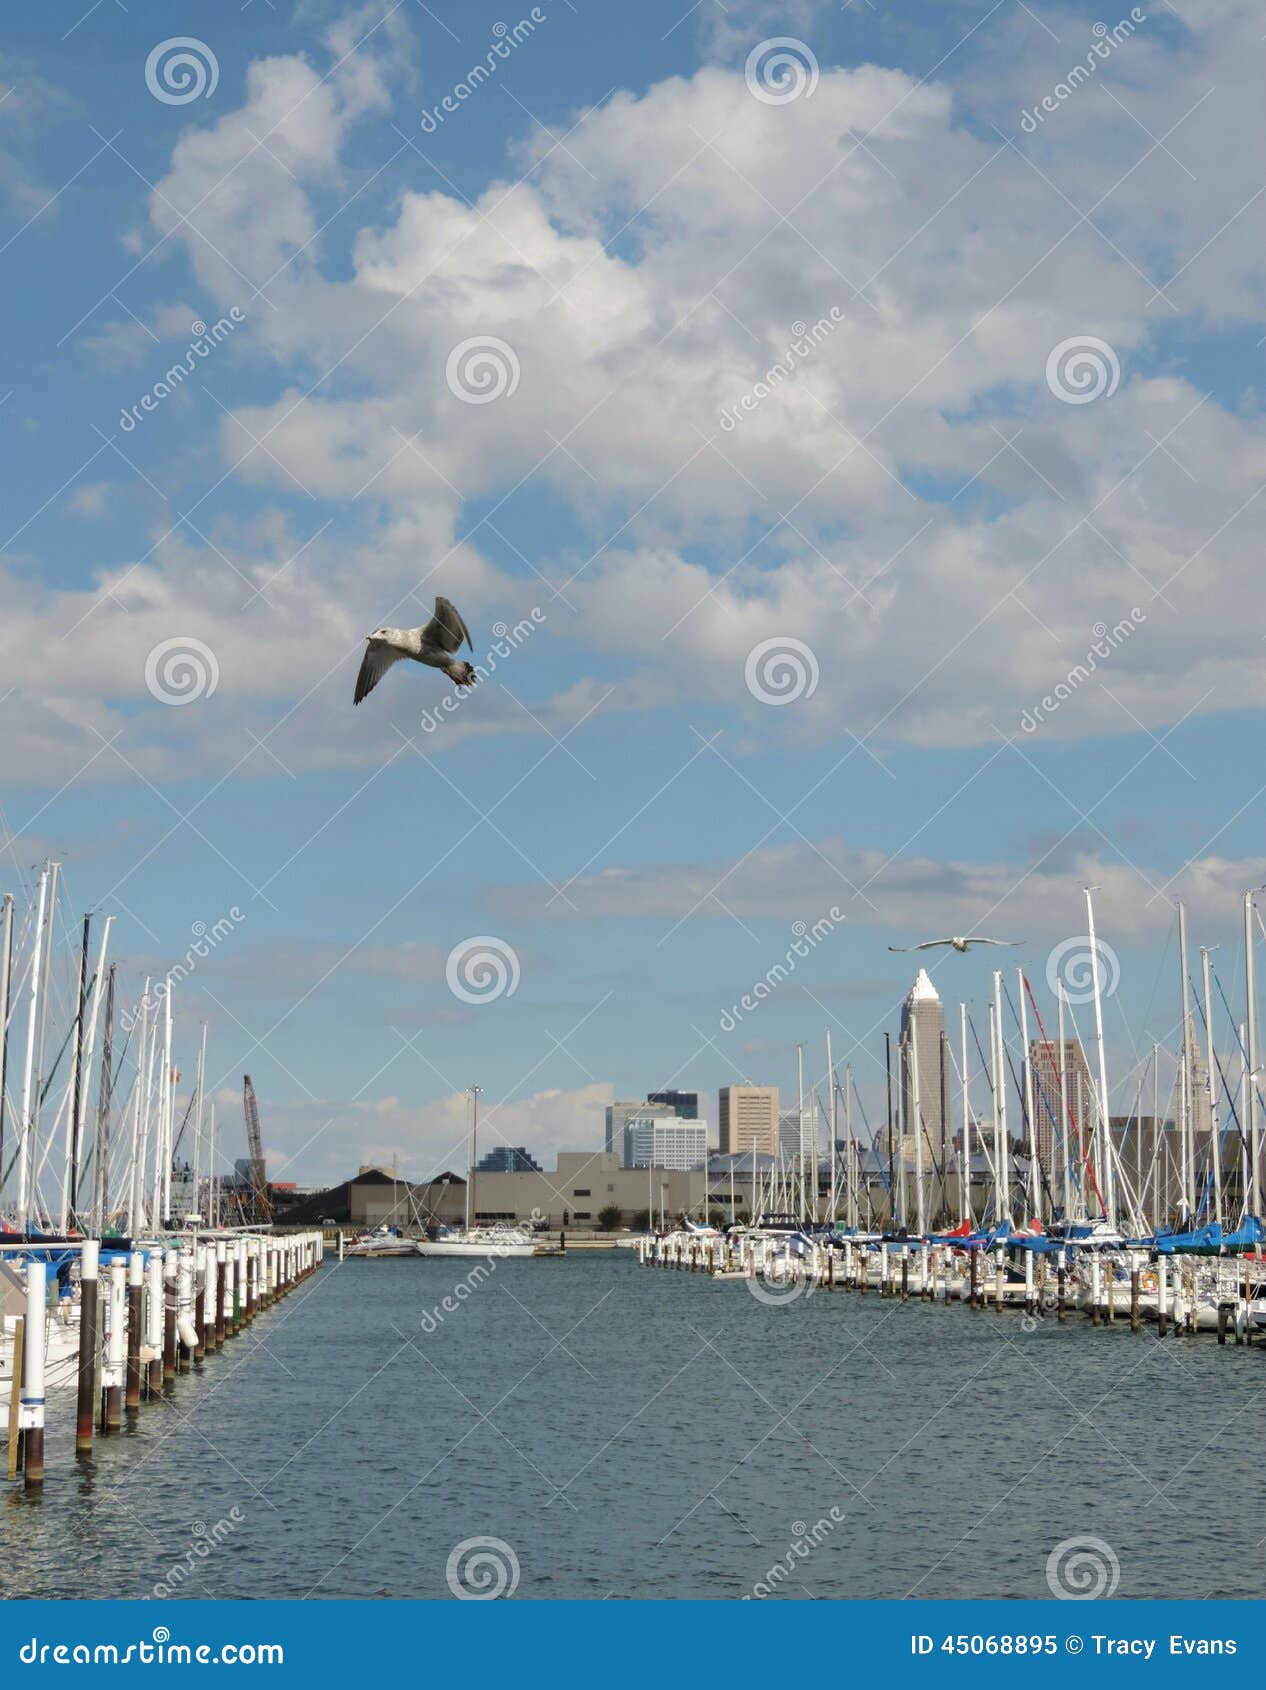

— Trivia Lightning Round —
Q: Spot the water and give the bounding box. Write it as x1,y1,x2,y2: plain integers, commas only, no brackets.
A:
3,1253,1262,1600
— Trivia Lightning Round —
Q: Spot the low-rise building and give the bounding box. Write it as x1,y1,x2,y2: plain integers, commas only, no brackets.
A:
472,1150,705,1227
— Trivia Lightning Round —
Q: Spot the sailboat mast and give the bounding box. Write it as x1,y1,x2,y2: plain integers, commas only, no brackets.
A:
17,867,49,1232
468,1086,481,1229
1177,900,1193,1222
1201,947,1221,1230
992,970,1008,1222
1244,890,1260,1218
1058,984,1071,1220
1018,968,1037,1223
93,964,115,1233
1084,888,1114,1226
825,1028,835,1227
959,1002,970,1226
193,1024,207,1226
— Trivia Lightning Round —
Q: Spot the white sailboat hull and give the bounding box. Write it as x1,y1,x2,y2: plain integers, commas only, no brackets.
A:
416,1237,536,1258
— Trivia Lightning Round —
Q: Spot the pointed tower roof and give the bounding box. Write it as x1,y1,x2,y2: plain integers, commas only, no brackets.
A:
908,967,940,1003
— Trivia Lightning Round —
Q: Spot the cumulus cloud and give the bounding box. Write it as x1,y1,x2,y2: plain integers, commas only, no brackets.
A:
6,0,1266,784
245,1079,615,1185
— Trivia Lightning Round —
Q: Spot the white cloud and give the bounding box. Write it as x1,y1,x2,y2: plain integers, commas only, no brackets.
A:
492,834,1266,948
250,1079,615,1185
8,2,1266,780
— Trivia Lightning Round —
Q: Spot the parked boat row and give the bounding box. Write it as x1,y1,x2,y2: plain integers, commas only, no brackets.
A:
640,1217,1266,1340
342,1222,539,1258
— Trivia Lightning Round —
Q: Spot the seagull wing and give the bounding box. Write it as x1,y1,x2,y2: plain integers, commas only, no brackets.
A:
888,940,951,952
354,638,405,706
421,595,472,654
965,937,1022,947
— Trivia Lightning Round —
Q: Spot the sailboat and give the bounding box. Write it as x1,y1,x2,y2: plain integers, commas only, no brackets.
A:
415,1087,538,1258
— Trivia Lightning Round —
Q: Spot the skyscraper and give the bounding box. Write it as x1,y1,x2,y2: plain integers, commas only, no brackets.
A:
899,969,948,1163
718,1085,779,1155
1027,1038,1095,1183
605,1100,647,1154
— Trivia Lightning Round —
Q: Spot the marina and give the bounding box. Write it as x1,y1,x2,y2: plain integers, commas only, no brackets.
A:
4,0,1266,1635
3,1250,1263,1601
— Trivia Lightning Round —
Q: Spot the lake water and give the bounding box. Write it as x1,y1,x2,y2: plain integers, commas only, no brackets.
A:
3,1251,1261,1600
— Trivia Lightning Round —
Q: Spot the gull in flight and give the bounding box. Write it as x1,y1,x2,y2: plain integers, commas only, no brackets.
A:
888,936,1024,954
354,596,476,705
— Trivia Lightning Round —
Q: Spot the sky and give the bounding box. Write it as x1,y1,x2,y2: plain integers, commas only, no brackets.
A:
2,0,1265,1190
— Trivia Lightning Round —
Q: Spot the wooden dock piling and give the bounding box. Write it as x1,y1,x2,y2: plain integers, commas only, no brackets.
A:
75,1239,99,1456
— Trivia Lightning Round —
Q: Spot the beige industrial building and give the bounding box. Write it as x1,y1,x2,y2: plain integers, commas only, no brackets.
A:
473,1151,705,1226
718,1085,779,1155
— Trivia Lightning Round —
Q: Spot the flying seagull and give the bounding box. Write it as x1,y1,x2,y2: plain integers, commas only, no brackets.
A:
353,596,475,705
888,936,1024,954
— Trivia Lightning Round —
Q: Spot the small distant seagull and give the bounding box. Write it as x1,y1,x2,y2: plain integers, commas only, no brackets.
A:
353,596,476,705
888,936,1024,954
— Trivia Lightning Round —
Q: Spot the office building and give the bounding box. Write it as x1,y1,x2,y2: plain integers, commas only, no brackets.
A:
1027,1038,1095,1175
647,1089,699,1119
718,1085,779,1156
605,1099,647,1155
778,1099,823,1161
475,1146,541,1173
624,1115,708,1171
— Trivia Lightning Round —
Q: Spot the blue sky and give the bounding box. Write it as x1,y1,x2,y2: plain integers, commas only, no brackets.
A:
3,0,1265,1186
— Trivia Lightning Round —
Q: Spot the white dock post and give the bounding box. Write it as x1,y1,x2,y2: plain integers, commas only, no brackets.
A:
126,1251,145,1410
176,1250,193,1372
223,1242,236,1339
20,1260,47,1488
146,1250,164,1393
205,1240,218,1349
103,1259,126,1429
215,1241,227,1347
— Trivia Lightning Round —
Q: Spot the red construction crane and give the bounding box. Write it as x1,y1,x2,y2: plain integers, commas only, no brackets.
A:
242,1074,272,1221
